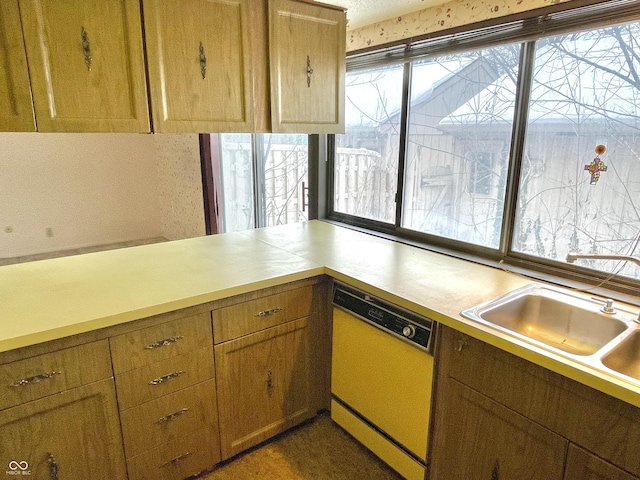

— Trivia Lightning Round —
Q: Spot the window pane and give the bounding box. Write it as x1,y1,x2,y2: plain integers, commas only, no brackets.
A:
401,45,520,248
512,23,640,280
334,65,404,223
219,133,255,232
218,134,308,233
259,134,308,227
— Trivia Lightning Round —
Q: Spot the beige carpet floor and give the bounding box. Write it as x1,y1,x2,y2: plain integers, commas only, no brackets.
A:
199,414,404,480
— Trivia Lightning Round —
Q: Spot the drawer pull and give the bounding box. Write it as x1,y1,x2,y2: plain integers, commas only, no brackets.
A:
10,371,61,387
47,453,59,480
149,371,184,385
145,336,184,350
159,451,192,468
255,307,283,318
156,407,189,424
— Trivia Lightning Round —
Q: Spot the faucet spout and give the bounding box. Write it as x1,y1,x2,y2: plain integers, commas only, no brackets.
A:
566,253,640,268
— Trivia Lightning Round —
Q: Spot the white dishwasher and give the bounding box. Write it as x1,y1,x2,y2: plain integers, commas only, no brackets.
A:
331,283,436,480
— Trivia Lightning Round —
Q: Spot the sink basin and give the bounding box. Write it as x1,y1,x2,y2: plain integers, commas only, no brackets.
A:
602,330,640,380
462,285,628,356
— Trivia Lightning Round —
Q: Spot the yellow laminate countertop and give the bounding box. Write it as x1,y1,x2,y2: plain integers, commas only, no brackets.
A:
2,220,640,408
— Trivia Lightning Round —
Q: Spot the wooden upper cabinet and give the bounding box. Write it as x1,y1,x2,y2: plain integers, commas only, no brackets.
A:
143,0,255,133
18,0,149,132
269,0,346,134
0,1,35,131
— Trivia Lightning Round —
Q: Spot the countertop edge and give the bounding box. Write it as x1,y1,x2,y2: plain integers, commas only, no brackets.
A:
3,221,640,409
0,266,326,354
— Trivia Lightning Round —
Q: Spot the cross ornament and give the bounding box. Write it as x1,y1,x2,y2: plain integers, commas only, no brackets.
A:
584,157,607,185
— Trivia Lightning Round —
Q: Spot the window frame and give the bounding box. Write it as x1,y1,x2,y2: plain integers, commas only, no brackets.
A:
325,1,640,299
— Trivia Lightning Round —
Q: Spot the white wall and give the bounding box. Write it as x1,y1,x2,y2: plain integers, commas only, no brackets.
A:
0,133,163,258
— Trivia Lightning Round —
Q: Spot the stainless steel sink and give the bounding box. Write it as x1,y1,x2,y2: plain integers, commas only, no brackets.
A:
461,284,628,356
601,330,640,380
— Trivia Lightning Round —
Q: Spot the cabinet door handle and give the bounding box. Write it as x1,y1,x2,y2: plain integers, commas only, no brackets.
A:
10,371,61,387
306,55,313,87
255,307,283,318
199,42,207,79
159,452,192,468
455,334,468,352
145,336,184,349
81,27,92,71
491,459,500,480
149,371,184,385
47,453,59,480
266,370,274,395
156,407,189,424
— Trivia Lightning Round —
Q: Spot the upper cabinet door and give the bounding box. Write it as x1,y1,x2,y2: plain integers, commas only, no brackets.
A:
0,1,35,131
269,0,346,134
143,0,255,133
19,0,149,133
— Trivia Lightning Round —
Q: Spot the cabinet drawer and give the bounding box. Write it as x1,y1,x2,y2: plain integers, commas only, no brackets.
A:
0,340,112,410
110,312,212,374
126,427,220,480
213,285,313,343
120,379,219,458
115,347,214,410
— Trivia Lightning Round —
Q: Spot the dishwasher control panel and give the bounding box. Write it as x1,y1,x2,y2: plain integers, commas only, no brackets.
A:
332,283,435,352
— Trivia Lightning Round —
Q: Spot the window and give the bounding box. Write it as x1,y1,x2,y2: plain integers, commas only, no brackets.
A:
512,24,640,280
203,134,309,233
401,49,518,248
334,64,404,223
329,3,640,291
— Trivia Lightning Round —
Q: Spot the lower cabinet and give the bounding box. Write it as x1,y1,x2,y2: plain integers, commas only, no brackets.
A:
0,277,329,479
110,312,220,479
431,378,566,479
215,317,312,459
565,445,640,480
430,325,640,480
0,378,127,479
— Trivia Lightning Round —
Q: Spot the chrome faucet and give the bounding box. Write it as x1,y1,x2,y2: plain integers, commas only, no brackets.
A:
566,253,640,322
566,253,640,268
